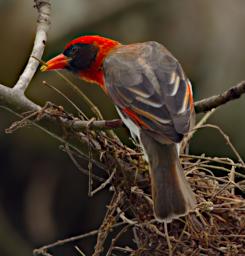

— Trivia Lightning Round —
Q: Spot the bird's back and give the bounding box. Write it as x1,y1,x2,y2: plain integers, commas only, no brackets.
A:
103,41,193,144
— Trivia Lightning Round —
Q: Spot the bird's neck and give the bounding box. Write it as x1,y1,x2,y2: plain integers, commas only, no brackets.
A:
78,38,121,92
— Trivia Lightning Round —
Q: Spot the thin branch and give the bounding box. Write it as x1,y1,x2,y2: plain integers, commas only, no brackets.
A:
33,230,98,256
33,222,126,256
54,70,104,120
194,124,244,165
74,246,86,256
14,0,51,92
64,144,104,182
105,224,131,256
71,118,123,131
42,80,88,120
181,154,245,170
87,126,94,197
164,222,173,256
93,192,124,256
91,168,116,196
227,158,236,195
181,109,216,152
1,105,108,177
194,80,245,113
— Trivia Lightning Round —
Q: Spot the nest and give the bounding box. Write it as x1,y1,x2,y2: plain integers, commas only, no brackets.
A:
88,150,245,256
8,103,245,256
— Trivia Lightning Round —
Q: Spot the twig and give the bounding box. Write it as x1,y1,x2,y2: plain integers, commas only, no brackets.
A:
55,70,104,120
105,224,130,256
42,80,88,120
117,207,137,225
172,221,188,253
93,191,124,256
34,251,53,256
211,182,233,200
194,80,245,113
181,154,245,170
91,168,116,196
33,229,98,256
112,246,133,253
227,158,236,195
5,110,39,133
1,105,109,175
71,119,123,131
64,144,104,182
181,109,216,151
33,222,126,255
196,124,245,165
74,246,86,256
87,123,94,197
59,144,106,171
164,222,173,256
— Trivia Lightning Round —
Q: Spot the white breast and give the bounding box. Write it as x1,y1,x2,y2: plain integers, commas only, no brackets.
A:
116,107,140,142
116,107,150,162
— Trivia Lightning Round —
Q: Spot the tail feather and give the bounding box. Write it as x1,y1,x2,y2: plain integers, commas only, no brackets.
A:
140,131,196,222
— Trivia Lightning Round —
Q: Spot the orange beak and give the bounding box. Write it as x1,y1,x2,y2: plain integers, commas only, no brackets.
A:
40,53,69,72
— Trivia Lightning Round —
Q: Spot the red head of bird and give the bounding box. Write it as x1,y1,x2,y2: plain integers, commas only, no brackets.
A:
41,35,120,90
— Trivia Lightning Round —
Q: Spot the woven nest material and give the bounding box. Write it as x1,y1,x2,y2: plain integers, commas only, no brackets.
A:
77,122,244,256
128,154,245,256
11,104,244,256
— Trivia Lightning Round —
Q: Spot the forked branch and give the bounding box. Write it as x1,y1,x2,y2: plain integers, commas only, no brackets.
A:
14,0,51,92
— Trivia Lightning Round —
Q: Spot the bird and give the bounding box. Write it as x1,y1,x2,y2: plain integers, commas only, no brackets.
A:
41,35,196,222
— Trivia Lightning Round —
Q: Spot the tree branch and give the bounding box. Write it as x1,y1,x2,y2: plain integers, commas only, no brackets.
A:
0,0,105,172
71,118,123,130
0,84,40,112
14,0,51,92
194,80,245,113
2,79,245,136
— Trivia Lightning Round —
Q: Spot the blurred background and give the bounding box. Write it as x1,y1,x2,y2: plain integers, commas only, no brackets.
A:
0,0,245,255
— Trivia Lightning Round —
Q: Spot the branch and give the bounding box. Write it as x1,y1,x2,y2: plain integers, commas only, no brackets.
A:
61,79,245,130
71,118,123,130
194,80,245,113
14,0,51,92
0,0,51,109
33,222,126,256
0,85,40,112
0,0,106,172
72,75,245,128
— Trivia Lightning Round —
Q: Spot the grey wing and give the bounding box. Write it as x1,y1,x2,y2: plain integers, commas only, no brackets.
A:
103,41,193,143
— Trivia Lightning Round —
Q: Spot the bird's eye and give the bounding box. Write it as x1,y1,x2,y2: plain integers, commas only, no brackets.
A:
63,45,80,58
64,43,98,71
71,46,79,56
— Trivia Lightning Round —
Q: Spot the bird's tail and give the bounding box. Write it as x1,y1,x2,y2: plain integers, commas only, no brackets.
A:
140,131,196,222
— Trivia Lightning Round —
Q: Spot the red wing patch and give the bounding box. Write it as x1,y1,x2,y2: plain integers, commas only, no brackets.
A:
123,107,150,129
187,81,194,111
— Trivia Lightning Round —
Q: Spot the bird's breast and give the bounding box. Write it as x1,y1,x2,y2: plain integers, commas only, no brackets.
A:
116,106,140,141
